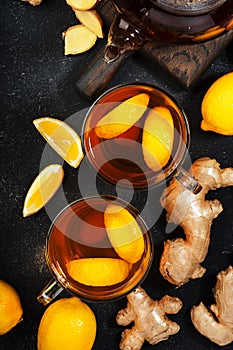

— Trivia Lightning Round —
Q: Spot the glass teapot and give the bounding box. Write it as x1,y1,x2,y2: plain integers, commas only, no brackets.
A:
76,0,233,99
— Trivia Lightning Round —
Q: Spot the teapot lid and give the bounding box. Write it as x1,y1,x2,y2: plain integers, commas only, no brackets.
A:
153,0,227,15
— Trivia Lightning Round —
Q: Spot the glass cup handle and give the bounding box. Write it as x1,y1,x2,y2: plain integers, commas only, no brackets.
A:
37,279,64,306
175,167,202,194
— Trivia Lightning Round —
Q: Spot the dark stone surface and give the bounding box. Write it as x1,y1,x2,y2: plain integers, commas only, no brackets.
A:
0,0,232,349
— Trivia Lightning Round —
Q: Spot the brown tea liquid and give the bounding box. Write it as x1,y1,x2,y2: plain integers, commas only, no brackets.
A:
113,0,233,42
46,196,153,301
83,84,189,189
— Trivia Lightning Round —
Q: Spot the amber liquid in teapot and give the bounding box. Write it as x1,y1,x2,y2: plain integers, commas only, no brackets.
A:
113,0,233,42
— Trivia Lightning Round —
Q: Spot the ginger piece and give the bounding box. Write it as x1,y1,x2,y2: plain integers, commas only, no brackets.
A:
116,286,182,350
66,0,99,11
22,0,43,5
191,266,233,346
74,10,104,38
63,24,97,55
159,157,233,286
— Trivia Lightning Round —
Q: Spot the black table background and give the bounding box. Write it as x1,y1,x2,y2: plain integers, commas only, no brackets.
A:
0,0,233,349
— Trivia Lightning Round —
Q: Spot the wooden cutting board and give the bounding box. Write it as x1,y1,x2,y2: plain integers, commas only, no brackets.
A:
75,0,233,99
97,0,233,88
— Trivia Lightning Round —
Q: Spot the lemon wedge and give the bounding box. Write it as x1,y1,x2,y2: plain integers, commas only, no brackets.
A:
104,204,145,264
33,117,84,168
23,164,64,217
66,258,132,286
142,106,174,172
95,93,150,139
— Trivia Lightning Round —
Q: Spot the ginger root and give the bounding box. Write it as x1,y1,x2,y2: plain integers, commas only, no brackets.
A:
116,286,182,350
66,0,99,11
74,10,104,38
64,1,104,55
159,157,233,286
22,0,43,5
63,25,97,55
191,265,233,346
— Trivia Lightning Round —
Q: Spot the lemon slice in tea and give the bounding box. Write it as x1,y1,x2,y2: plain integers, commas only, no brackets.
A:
142,106,174,172
104,204,145,264
33,117,84,168
66,258,132,286
23,164,64,217
95,93,150,139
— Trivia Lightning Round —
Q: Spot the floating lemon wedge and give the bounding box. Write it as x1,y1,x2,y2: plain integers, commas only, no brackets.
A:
104,204,145,264
142,106,174,172
33,117,84,168
95,93,150,139
23,164,64,217
66,258,132,286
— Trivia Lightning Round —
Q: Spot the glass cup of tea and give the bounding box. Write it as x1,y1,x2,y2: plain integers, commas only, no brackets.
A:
37,195,154,305
82,82,200,192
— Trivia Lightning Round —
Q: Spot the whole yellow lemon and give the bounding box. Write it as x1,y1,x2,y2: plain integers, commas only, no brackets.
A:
201,72,233,135
0,279,23,335
37,297,97,350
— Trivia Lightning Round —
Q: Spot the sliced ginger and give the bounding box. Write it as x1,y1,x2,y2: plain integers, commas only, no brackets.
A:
116,286,182,349
104,204,145,264
63,24,97,55
191,266,233,346
33,117,84,168
22,0,43,5
23,164,64,217
95,93,150,139
66,0,99,10
74,10,104,38
66,258,132,286
142,106,174,172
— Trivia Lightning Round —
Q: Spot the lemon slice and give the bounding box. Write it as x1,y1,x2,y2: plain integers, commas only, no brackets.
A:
33,117,84,168
104,204,145,264
66,258,132,286
95,93,150,139
142,106,174,172
23,164,64,217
